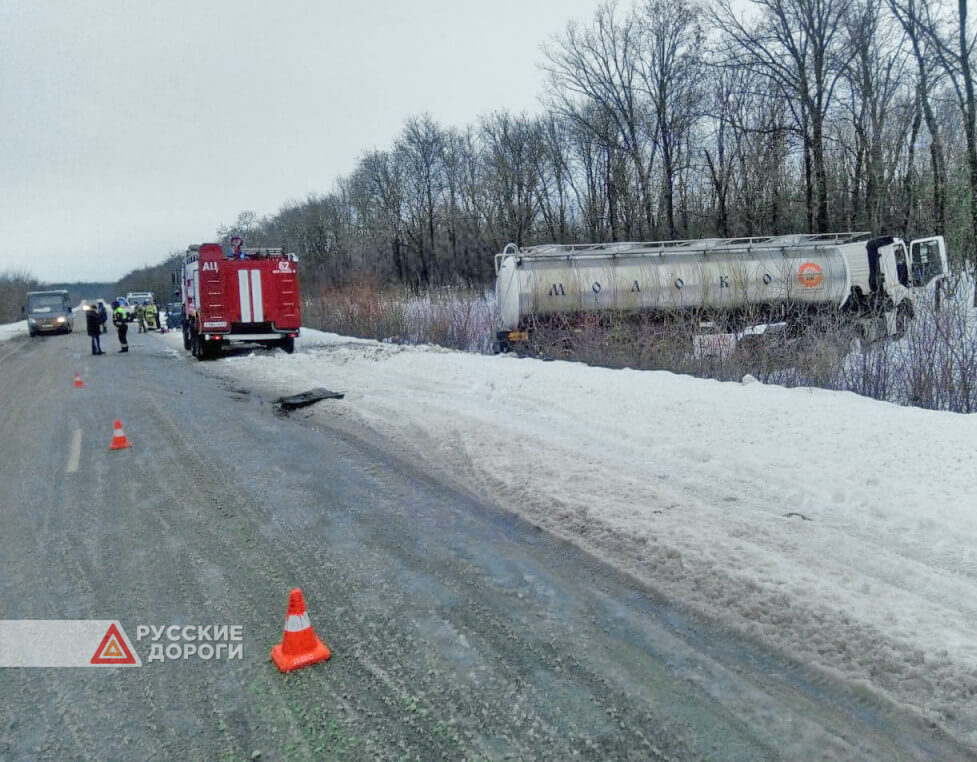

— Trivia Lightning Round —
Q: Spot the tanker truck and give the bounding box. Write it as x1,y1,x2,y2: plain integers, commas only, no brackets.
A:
493,232,948,353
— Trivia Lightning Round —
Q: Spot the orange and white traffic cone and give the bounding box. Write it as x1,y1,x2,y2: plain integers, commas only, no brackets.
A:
108,419,132,450
74,371,84,388
271,588,331,672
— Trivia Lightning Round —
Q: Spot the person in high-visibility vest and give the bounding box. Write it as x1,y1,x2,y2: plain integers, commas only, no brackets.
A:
112,300,129,353
144,301,159,330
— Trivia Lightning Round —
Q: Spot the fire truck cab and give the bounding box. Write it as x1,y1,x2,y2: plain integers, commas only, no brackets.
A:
180,243,301,360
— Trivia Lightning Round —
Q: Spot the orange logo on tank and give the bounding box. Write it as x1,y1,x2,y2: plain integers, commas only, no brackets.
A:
798,262,824,288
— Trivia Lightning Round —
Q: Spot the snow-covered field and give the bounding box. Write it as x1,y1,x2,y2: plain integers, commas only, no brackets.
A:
159,326,977,747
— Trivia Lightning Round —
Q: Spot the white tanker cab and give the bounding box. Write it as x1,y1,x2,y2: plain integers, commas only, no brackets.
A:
492,232,948,355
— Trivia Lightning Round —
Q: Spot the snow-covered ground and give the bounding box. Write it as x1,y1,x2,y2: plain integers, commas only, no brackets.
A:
0,320,27,343
159,326,977,747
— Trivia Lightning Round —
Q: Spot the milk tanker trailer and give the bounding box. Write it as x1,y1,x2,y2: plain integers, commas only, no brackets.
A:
493,232,948,353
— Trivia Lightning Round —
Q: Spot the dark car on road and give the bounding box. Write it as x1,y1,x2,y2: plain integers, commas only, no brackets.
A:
24,290,74,336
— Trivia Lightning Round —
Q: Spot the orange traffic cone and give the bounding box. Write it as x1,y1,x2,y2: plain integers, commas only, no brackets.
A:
108,419,132,450
74,371,84,388
271,588,331,672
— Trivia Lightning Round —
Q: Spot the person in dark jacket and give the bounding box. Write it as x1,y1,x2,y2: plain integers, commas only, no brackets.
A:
86,305,104,355
97,301,108,333
112,300,129,353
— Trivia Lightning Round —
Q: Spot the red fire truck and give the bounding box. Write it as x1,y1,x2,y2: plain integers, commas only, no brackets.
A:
180,243,301,360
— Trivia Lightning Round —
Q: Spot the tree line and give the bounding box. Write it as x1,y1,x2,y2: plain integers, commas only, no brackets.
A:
0,271,39,323
217,0,977,293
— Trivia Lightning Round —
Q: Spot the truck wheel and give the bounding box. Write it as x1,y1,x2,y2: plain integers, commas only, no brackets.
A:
279,337,295,354
196,337,219,361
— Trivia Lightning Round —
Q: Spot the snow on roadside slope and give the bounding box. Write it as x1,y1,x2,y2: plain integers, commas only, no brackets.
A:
0,320,27,342
168,328,977,746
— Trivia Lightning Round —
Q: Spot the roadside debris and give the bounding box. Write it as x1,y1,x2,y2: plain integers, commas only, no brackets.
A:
274,387,344,413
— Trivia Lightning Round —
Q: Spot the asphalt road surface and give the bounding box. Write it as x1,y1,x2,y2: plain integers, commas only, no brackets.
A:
0,327,972,761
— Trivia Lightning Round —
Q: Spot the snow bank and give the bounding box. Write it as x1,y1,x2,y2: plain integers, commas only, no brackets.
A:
168,327,977,745
0,320,27,342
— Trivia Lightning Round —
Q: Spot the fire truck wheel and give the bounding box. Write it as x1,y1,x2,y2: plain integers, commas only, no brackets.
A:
200,338,220,361
279,337,295,354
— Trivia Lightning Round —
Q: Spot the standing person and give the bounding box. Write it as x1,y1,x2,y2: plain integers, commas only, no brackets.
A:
86,305,104,355
136,301,147,333
145,300,158,330
97,300,108,333
112,300,129,353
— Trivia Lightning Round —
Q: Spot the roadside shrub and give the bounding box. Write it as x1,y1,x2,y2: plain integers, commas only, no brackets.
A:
305,277,977,413
835,277,977,412
305,283,495,353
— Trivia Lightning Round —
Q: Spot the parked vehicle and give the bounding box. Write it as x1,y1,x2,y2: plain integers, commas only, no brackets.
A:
24,290,74,337
493,232,948,353
126,291,155,306
179,243,301,360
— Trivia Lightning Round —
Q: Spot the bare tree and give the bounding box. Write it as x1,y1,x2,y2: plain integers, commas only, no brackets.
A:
840,0,910,231
395,115,447,285
349,150,406,282
542,2,656,238
480,111,544,247
637,0,705,238
711,0,853,232
888,0,948,234
918,0,977,300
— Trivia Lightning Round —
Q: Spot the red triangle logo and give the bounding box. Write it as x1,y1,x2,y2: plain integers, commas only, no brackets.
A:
90,623,137,665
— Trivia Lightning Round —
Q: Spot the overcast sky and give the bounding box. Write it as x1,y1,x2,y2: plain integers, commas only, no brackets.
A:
0,0,601,283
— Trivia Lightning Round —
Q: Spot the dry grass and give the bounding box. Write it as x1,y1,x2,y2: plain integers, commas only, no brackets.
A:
304,282,496,353
304,278,977,413
526,282,977,413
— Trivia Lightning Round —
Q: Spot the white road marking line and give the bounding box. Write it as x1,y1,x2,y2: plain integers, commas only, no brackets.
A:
66,428,82,474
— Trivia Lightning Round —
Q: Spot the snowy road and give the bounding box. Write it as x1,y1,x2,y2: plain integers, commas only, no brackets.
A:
0,324,973,759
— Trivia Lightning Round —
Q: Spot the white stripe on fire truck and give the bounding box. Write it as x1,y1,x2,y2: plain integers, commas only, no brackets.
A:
250,269,264,322
238,270,251,322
